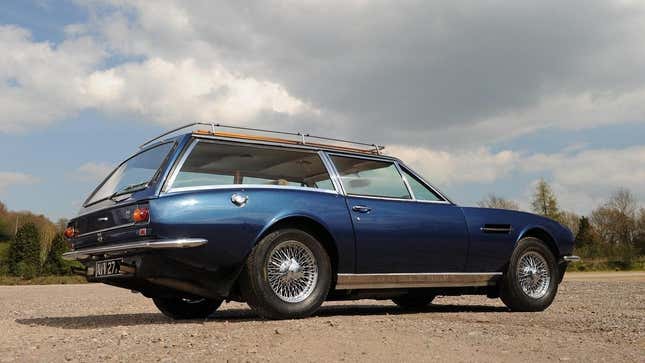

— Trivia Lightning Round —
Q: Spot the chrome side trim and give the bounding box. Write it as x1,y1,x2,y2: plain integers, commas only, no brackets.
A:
562,255,581,262
166,184,339,195
62,238,208,261
77,222,136,238
480,227,513,233
335,272,502,290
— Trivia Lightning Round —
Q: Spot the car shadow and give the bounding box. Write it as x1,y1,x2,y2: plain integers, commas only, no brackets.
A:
16,303,507,330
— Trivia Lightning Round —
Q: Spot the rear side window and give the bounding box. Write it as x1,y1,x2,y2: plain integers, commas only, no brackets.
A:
400,168,444,202
330,156,411,199
170,141,335,191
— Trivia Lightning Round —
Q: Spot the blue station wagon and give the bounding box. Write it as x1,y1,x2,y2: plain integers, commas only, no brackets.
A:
63,123,579,319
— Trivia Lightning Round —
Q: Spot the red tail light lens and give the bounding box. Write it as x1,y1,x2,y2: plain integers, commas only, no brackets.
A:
64,227,76,238
133,207,149,223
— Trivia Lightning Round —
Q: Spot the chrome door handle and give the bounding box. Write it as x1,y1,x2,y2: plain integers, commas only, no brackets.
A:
231,193,248,207
352,205,371,213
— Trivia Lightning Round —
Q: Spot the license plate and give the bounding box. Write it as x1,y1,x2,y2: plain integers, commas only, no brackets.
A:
94,259,122,278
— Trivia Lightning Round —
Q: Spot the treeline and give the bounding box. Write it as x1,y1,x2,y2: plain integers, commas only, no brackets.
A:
479,180,645,269
0,201,73,278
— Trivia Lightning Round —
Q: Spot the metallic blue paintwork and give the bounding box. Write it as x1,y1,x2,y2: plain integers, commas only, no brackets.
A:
461,207,574,272
149,188,356,273
346,196,469,273
71,133,576,288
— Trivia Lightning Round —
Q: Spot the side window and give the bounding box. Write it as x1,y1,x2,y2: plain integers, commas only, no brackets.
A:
401,168,444,202
171,142,335,191
330,155,411,199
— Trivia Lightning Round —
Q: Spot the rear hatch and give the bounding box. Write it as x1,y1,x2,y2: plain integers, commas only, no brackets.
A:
67,140,178,249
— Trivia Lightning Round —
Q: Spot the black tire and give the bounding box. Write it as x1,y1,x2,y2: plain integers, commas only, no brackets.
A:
500,237,559,312
153,297,222,319
392,293,435,309
240,228,332,320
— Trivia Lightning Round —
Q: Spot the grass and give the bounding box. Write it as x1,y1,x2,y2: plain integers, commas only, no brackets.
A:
567,256,645,272
0,275,88,285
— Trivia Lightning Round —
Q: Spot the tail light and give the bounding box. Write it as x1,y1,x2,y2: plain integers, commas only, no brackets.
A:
133,207,150,223
64,227,77,239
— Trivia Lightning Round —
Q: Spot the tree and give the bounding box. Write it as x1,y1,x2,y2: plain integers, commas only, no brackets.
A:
478,194,520,210
559,211,581,236
8,223,41,278
44,233,71,275
531,179,561,220
590,188,640,264
574,216,602,257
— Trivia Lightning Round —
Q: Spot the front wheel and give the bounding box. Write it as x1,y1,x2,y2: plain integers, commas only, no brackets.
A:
153,297,222,319
500,237,559,311
240,228,332,319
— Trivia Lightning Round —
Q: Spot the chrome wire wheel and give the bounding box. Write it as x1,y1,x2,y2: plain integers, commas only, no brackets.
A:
266,240,319,303
517,251,551,299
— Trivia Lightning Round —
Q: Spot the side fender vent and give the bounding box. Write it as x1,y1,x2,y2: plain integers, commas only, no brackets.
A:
481,224,513,234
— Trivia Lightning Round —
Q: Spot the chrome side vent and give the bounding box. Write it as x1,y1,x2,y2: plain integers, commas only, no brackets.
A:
481,224,513,234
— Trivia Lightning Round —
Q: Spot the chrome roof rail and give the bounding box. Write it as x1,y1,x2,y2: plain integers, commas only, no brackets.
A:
139,122,385,155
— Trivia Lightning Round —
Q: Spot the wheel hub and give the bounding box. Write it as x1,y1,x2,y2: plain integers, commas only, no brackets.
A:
517,251,551,299
266,240,319,303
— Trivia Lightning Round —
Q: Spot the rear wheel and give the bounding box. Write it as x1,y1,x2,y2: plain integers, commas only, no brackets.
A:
153,297,222,319
500,237,558,311
240,228,331,319
392,293,435,309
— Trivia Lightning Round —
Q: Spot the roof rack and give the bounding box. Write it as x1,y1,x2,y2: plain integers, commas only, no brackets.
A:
139,122,385,155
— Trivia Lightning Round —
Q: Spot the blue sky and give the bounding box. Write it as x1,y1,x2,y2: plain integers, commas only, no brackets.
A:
1,1,644,221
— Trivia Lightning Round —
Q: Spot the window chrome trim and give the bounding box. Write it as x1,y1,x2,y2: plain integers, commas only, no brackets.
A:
394,161,416,200
162,138,339,195
318,151,345,194
396,161,453,204
166,184,339,195
325,152,452,203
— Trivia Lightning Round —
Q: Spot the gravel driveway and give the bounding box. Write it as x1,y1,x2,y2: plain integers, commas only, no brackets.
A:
0,272,643,362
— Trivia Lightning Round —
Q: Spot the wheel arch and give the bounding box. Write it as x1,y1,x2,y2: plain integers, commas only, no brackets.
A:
517,225,560,258
254,214,340,278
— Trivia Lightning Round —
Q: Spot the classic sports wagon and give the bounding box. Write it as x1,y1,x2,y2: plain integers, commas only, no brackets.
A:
64,123,579,319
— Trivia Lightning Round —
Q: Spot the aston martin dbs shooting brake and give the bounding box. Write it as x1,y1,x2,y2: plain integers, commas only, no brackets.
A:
63,123,579,319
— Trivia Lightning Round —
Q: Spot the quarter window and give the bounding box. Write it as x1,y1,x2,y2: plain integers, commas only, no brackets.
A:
401,168,444,202
330,156,411,199
171,142,335,191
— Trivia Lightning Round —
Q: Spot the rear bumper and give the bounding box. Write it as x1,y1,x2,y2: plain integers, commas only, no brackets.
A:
62,238,208,261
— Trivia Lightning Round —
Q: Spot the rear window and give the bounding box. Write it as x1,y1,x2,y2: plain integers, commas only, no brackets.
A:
170,141,335,191
86,142,174,205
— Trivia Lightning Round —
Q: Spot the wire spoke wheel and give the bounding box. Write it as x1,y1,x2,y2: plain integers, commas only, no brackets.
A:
516,251,550,299
266,240,319,303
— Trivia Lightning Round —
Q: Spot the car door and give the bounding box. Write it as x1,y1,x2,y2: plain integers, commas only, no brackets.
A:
328,154,469,273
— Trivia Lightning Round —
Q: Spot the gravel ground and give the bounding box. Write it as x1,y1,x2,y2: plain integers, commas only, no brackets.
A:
0,272,643,362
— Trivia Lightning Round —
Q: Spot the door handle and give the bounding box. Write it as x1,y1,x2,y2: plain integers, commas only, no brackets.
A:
352,205,372,213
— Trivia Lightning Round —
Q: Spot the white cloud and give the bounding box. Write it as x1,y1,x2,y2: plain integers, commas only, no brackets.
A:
0,24,313,132
388,145,520,185
387,145,645,214
0,172,38,193
73,162,114,183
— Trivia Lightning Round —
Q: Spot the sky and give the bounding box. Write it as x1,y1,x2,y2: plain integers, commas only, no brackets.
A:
1,0,644,221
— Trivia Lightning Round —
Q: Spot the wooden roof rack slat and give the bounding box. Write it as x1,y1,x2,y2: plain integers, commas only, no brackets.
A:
140,122,385,155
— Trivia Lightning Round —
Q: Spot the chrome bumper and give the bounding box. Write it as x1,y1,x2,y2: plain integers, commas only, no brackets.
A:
562,255,581,262
62,238,208,261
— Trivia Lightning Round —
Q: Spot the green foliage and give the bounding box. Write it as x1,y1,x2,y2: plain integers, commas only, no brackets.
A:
8,223,41,278
43,233,72,275
530,179,561,221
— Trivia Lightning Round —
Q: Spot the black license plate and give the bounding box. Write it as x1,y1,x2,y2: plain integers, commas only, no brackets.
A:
94,259,122,278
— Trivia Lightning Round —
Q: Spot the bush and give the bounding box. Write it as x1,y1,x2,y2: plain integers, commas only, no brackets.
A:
43,233,72,275
8,223,41,277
